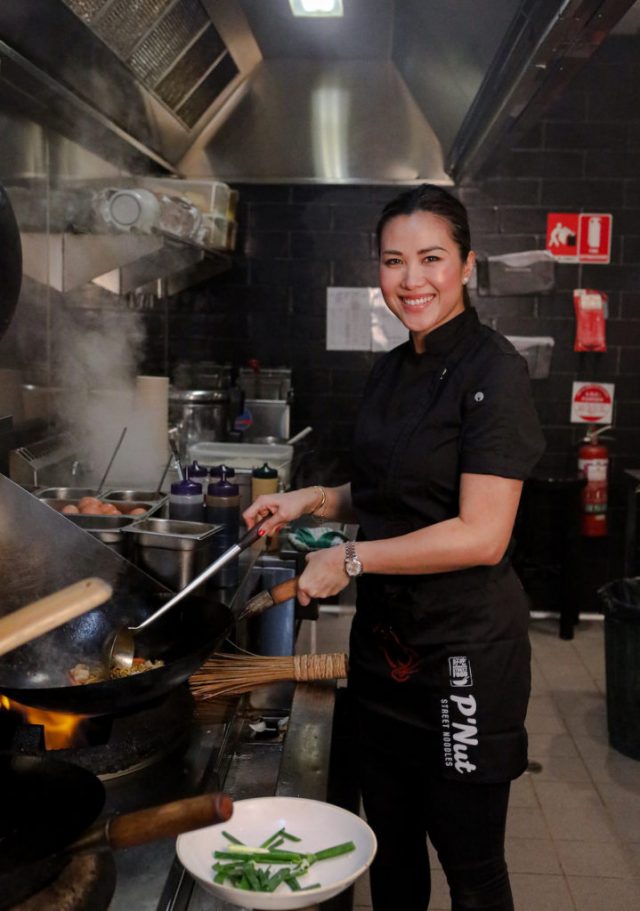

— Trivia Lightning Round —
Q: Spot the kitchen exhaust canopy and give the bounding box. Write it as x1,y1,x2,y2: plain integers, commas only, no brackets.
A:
0,0,637,184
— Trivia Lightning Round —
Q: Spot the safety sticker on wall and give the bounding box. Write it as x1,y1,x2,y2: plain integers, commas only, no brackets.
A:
570,381,615,424
546,213,612,263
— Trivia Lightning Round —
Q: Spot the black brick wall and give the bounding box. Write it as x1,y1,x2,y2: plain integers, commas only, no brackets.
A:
147,33,640,605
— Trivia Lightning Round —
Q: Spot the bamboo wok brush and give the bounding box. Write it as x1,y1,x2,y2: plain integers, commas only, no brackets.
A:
189,652,348,700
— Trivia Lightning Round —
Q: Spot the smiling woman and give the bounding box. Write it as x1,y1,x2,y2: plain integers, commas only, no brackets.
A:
378,210,476,350
243,184,546,911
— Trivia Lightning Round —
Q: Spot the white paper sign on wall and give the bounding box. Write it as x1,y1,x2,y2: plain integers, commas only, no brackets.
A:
326,287,407,352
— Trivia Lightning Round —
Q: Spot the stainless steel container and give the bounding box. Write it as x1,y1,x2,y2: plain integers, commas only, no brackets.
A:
103,489,167,503
169,388,231,454
67,514,136,556
36,487,99,499
122,518,222,591
39,497,157,517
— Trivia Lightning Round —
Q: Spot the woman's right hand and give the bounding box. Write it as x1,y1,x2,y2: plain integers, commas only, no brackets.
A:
243,487,322,536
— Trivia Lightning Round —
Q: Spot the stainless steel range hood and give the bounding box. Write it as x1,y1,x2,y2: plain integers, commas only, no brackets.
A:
2,0,636,188
0,0,637,194
179,58,450,183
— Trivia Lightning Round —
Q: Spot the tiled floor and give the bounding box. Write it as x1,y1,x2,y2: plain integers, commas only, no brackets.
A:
302,608,640,911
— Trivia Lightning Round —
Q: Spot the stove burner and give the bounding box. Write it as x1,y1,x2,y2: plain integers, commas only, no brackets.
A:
8,853,116,911
6,685,193,778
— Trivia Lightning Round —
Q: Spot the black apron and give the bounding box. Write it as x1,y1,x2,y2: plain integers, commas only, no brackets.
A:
349,315,535,783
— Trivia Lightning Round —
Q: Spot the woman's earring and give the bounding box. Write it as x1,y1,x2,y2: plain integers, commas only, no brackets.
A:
462,277,469,285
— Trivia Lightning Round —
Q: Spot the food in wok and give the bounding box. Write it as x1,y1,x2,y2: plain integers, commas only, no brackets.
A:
69,657,164,685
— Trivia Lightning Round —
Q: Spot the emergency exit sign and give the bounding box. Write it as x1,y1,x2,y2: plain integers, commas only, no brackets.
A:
546,213,612,264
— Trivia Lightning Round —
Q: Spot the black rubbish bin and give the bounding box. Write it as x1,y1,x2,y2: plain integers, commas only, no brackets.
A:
598,578,640,760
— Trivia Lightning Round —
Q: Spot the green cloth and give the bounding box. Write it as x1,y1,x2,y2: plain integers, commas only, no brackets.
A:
287,525,349,552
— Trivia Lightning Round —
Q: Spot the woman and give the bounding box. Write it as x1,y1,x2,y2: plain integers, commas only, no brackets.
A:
244,184,545,911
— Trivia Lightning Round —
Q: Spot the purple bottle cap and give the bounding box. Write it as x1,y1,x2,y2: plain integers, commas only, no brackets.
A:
207,466,239,497
209,463,235,478
171,478,203,496
187,460,209,479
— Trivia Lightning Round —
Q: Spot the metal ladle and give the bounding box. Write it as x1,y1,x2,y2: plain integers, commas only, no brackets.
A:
105,517,269,670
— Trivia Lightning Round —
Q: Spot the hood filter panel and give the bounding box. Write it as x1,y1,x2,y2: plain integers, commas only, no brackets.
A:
61,0,238,129
92,0,175,57
127,0,209,83
155,26,227,108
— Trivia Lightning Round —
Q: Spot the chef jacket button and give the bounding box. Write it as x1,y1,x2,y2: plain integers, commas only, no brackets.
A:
474,391,484,402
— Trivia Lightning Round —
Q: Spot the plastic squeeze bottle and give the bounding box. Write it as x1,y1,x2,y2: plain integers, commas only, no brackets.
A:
251,462,279,500
169,478,204,522
205,467,240,587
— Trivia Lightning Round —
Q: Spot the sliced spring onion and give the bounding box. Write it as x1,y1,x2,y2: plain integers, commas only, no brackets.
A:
210,829,356,893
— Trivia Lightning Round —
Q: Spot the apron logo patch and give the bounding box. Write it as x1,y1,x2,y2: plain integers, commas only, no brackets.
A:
374,625,422,682
441,693,479,775
449,655,473,687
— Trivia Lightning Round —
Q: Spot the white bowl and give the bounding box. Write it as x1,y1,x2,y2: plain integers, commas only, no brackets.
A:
176,796,377,910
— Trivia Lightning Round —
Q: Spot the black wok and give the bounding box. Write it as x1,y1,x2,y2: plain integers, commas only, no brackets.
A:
0,183,22,343
0,590,234,715
0,751,232,910
0,751,106,909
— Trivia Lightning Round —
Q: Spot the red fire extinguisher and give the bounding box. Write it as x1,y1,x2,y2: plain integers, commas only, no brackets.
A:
578,425,612,537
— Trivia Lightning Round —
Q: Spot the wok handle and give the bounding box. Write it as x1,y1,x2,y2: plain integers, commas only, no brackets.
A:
238,575,300,620
0,577,113,657
269,576,299,605
107,793,233,849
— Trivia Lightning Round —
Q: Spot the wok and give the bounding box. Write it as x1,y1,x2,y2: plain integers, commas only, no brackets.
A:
0,183,22,343
0,588,234,715
0,751,232,910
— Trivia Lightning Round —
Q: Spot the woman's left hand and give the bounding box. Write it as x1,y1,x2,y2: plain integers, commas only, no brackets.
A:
296,544,350,606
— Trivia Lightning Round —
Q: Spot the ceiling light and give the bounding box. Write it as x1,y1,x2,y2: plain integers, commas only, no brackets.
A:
289,0,344,17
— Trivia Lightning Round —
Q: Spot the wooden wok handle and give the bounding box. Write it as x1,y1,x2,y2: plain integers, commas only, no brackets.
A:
270,576,299,605
237,575,300,620
107,793,233,849
0,577,113,657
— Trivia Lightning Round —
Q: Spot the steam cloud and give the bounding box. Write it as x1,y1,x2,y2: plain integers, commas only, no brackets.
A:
53,307,166,487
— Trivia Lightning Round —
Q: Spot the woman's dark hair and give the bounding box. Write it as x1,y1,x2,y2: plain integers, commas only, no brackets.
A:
376,184,473,306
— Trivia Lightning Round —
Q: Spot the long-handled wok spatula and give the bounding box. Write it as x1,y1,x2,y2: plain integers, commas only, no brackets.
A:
105,518,270,670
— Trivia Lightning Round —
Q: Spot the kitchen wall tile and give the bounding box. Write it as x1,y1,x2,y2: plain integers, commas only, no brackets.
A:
331,204,383,232
545,121,628,149
472,233,540,255
291,230,371,260
462,179,540,206
249,202,331,232
332,259,379,286
243,231,290,259
496,150,584,180
540,179,625,209
497,205,549,234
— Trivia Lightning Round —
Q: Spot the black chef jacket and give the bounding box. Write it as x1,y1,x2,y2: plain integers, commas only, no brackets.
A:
349,307,546,783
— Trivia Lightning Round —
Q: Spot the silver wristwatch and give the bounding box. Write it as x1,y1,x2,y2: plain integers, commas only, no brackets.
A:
344,541,364,577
